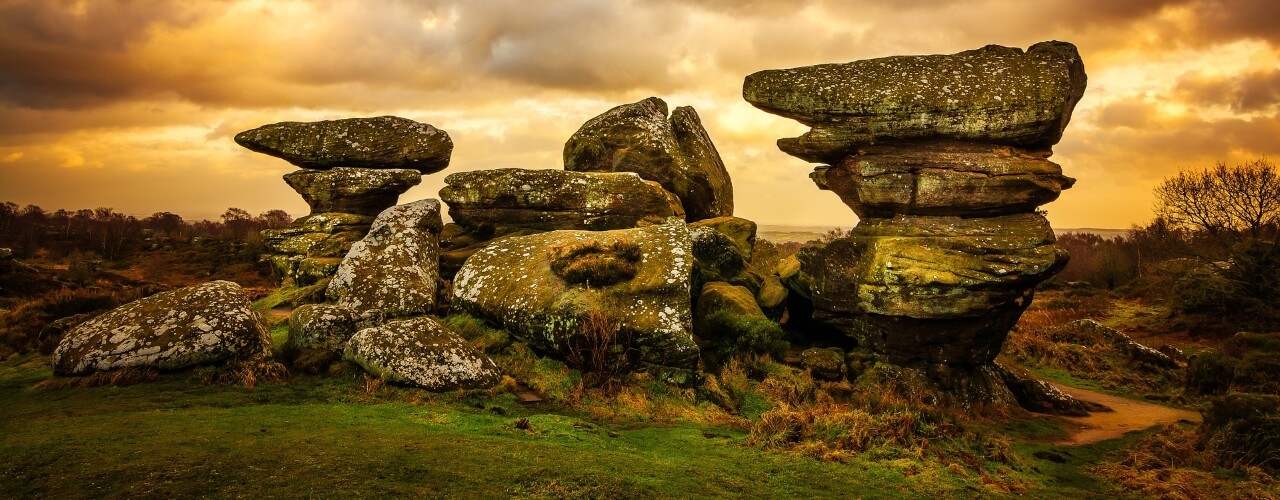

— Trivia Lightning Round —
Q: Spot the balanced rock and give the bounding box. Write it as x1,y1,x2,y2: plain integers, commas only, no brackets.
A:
52,281,271,376
328,199,442,317
235,116,453,173
439,168,684,232
345,316,500,391
811,141,1075,217
743,41,1086,163
284,168,422,216
564,97,734,221
453,221,699,369
804,213,1067,365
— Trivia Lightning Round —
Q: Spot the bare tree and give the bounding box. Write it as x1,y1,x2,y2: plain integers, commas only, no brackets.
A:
1155,158,1280,239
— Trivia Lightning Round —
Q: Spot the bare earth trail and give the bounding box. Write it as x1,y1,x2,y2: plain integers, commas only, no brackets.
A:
1049,383,1202,445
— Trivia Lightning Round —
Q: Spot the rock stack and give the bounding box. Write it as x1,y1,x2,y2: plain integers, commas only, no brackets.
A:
744,42,1084,373
437,97,736,278
235,116,452,286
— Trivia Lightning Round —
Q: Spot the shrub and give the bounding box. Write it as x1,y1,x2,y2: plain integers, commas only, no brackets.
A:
563,310,636,390
548,239,641,287
1185,351,1236,397
700,310,788,368
1200,393,1280,472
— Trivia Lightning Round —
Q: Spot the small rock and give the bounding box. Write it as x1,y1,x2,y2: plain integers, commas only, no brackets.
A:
800,347,846,381
344,316,500,391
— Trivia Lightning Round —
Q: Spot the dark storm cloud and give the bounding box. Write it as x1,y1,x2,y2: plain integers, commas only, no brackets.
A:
1175,69,1280,113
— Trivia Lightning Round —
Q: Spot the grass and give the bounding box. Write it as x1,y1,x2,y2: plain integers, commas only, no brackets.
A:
1,354,1013,498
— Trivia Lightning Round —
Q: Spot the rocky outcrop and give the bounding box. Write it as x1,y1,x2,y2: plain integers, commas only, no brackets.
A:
235,116,453,173
52,281,271,375
439,168,683,232
239,117,450,287
743,41,1086,164
744,41,1086,412
345,316,500,391
284,168,422,216
564,97,734,221
695,282,767,333
452,221,699,369
327,199,443,317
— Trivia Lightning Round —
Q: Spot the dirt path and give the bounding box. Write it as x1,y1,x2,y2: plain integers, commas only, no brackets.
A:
1049,383,1201,445
265,307,293,324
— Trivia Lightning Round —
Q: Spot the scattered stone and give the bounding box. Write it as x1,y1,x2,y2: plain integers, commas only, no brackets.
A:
453,221,699,369
994,362,1100,416
344,316,500,391
695,282,766,332
743,41,1086,163
235,116,453,173
1158,344,1187,362
327,199,443,317
800,347,845,381
283,304,356,361
284,168,422,216
52,281,271,376
812,141,1075,217
439,168,683,232
564,97,734,221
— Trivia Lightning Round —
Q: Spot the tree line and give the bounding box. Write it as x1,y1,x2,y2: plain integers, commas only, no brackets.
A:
0,203,292,262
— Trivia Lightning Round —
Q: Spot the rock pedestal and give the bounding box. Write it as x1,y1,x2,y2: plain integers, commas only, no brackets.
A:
745,41,1086,406
237,117,452,286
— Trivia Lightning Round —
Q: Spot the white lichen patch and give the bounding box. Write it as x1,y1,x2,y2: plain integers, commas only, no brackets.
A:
344,316,499,391
51,281,271,376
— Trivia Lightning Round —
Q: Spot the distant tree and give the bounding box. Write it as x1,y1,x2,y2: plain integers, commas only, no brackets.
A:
1155,158,1279,240
257,209,293,229
144,212,184,236
221,207,254,240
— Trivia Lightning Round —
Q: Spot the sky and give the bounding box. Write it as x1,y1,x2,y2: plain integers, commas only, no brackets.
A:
1,0,1277,229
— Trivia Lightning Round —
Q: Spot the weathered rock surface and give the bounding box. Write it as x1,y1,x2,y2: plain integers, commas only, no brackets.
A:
812,142,1075,217
564,97,734,221
453,221,699,368
689,216,757,261
284,168,422,216
283,304,356,359
328,199,442,317
52,281,271,375
695,282,766,332
689,223,762,297
439,168,683,232
804,214,1067,365
235,116,453,173
743,41,1086,163
345,316,500,390
801,347,846,381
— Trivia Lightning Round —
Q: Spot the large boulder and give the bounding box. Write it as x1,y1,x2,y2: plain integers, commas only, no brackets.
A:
695,281,767,331
283,304,356,360
805,213,1067,365
743,41,1087,163
564,97,734,221
51,281,271,375
327,199,443,316
345,316,500,391
453,221,699,369
439,168,683,232
235,116,453,173
689,216,757,261
284,168,422,216
811,141,1075,217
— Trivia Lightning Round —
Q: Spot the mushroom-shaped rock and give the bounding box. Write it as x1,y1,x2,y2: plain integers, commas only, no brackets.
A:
235,116,453,173
439,168,684,232
284,168,422,216
564,97,734,221
453,221,699,369
345,316,500,391
328,199,443,317
743,41,1086,163
812,141,1075,217
51,281,271,376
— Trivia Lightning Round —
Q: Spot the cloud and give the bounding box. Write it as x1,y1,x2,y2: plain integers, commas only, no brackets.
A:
1175,69,1280,113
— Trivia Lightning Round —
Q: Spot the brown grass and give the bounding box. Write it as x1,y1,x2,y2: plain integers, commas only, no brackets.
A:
1089,423,1278,499
35,367,160,390
199,357,290,389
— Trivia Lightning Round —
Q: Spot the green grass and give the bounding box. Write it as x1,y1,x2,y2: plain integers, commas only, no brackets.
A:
1,354,1000,498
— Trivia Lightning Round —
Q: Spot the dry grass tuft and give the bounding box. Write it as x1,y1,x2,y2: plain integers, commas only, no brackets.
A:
35,367,160,390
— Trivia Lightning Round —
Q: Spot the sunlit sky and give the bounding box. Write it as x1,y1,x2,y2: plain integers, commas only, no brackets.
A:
1,0,1277,228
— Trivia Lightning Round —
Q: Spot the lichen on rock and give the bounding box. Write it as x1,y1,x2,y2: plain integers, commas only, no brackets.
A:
344,316,500,391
